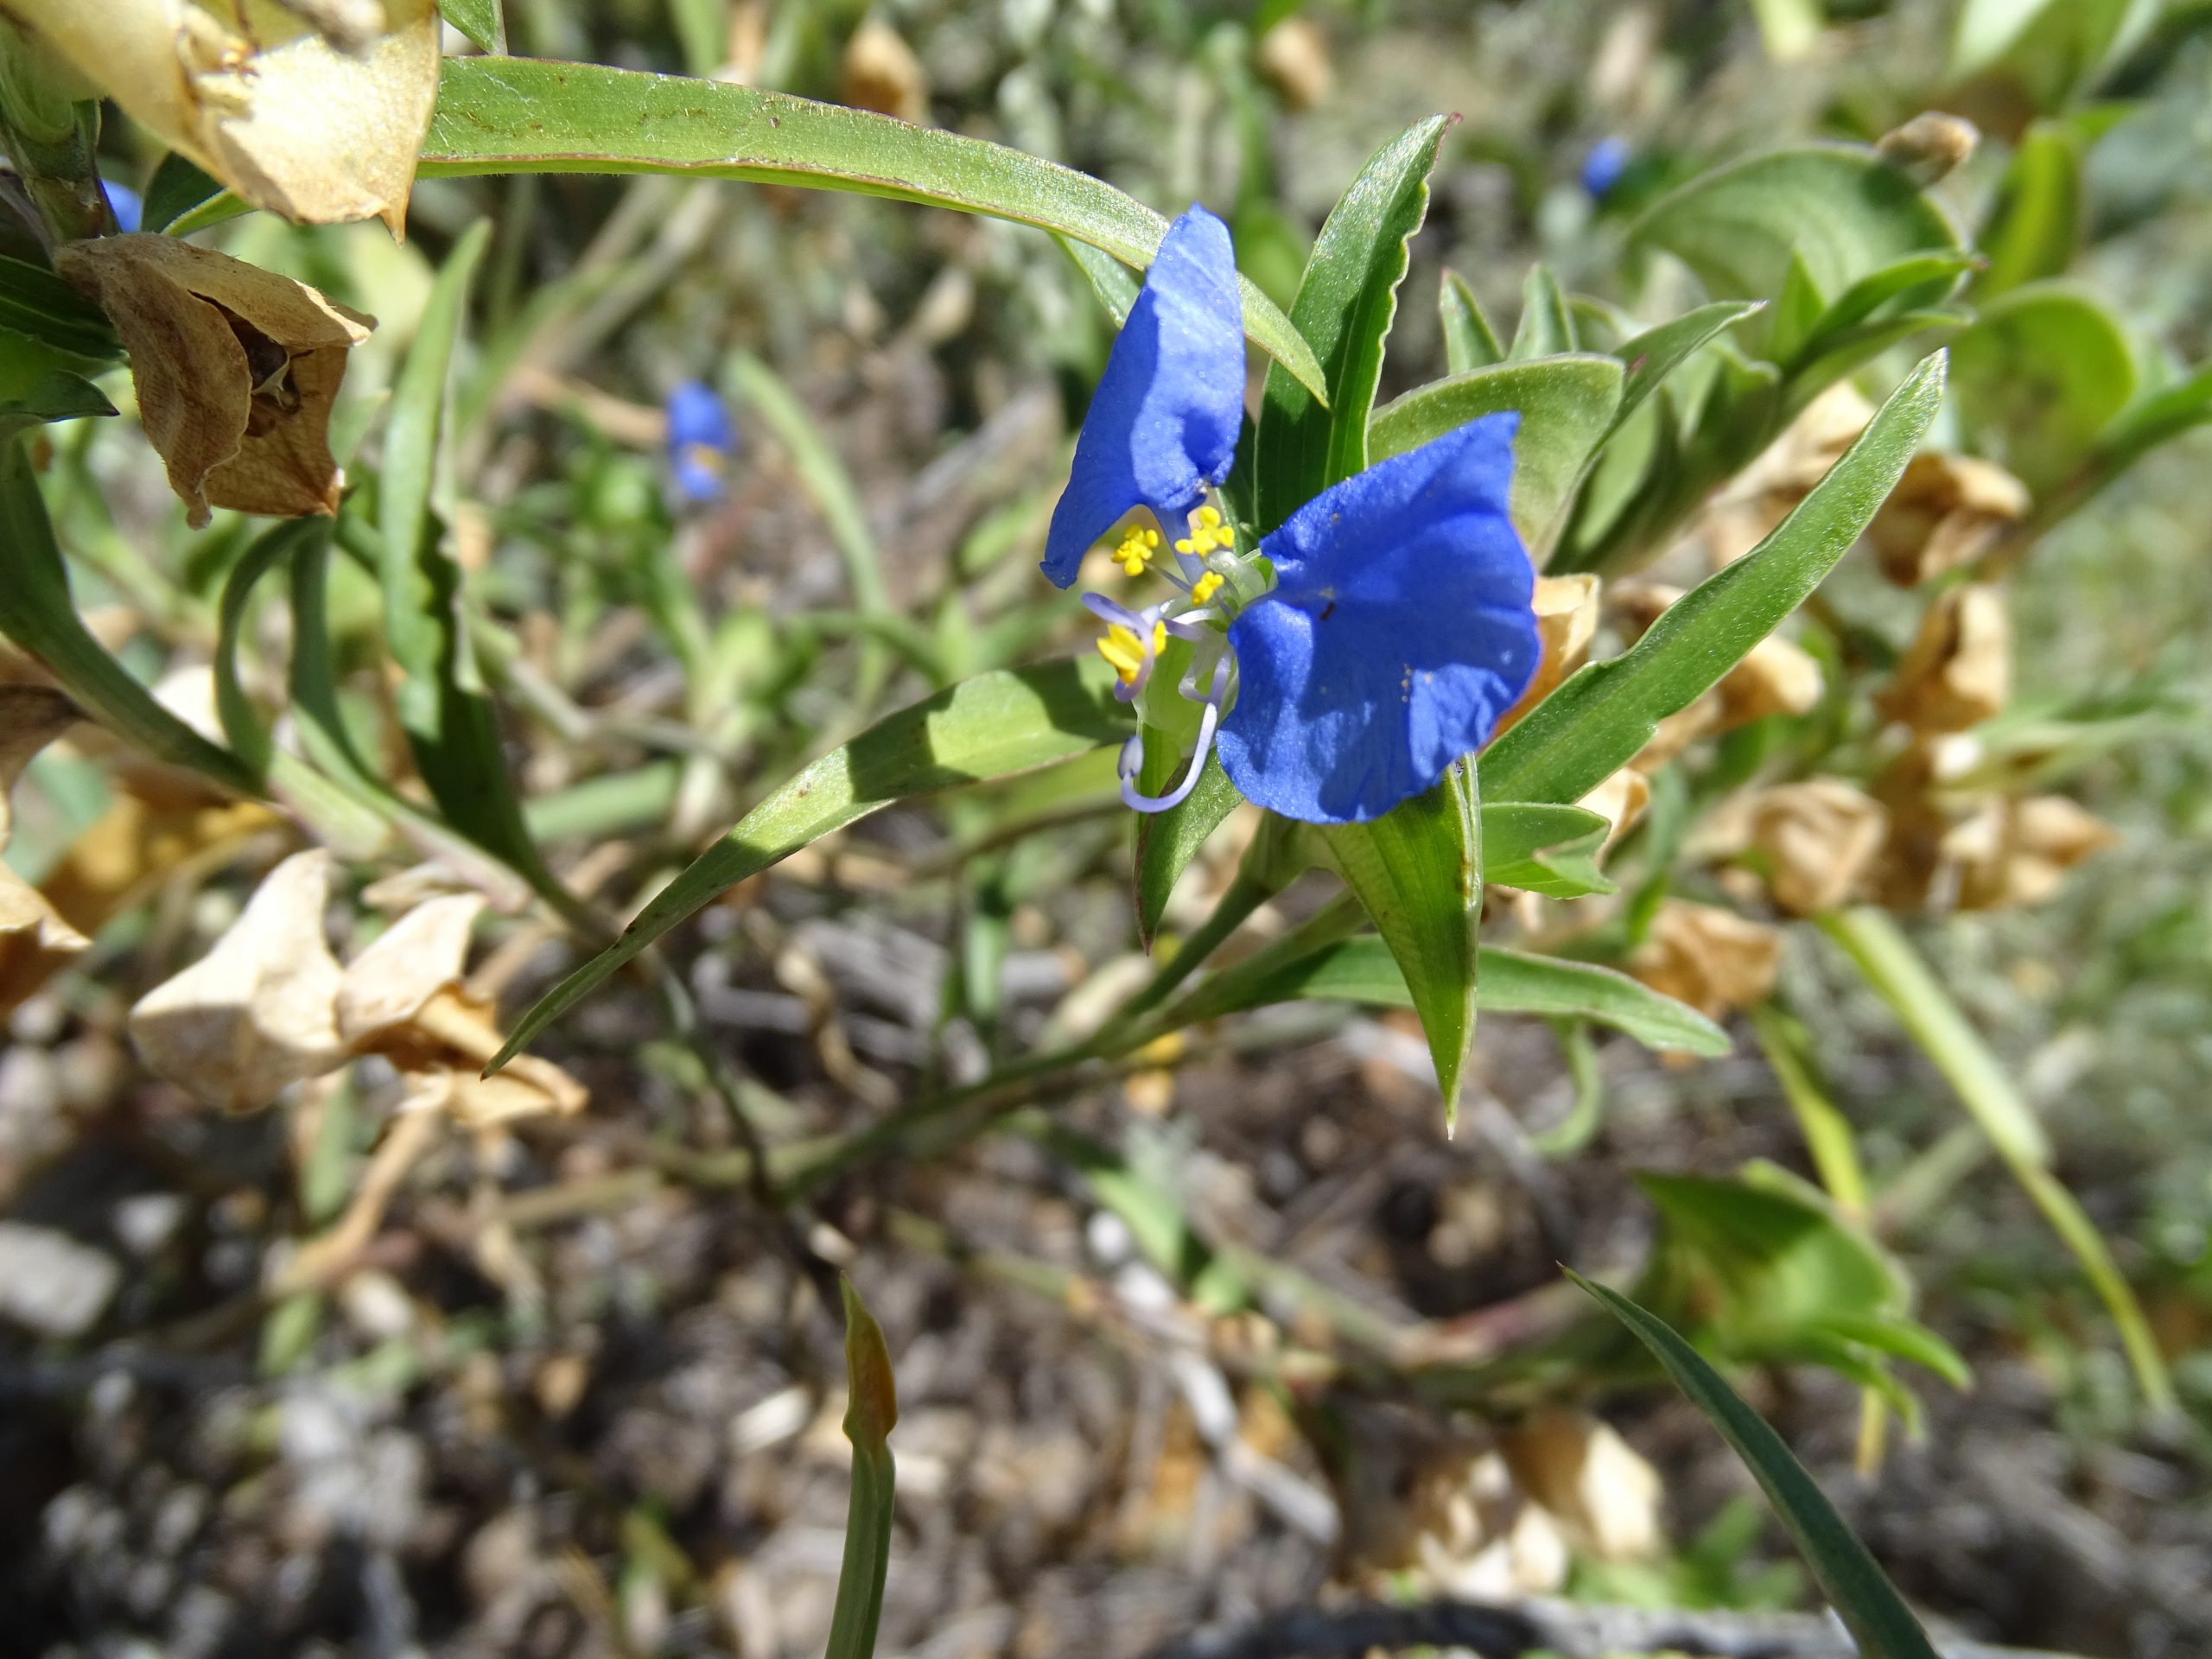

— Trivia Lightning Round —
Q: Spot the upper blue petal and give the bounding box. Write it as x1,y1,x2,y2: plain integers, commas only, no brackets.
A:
1039,205,1245,588
105,183,143,233
1215,415,1541,823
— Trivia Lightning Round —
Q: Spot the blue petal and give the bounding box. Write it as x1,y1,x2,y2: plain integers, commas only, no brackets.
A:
666,379,735,455
1039,206,1245,588
105,183,143,233
1216,415,1540,823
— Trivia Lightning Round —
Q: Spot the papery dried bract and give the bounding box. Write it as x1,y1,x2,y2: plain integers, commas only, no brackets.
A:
1705,779,1888,916
1876,582,2011,734
840,18,928,124
56,235,372,528
0,687,88,961
1868,453,2031,588
10,0,439,232
1953,794,2118,912
128,849,346,1111
1630,899,1781,1020
335,892,485,1045
1498,1410,1663,1563
1497,574,1599,734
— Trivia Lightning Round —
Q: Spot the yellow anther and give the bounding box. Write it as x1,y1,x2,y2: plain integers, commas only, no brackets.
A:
1113,524,1160,576
1190,570,1224,605
1096,620,1166,686
1173,503,1235,558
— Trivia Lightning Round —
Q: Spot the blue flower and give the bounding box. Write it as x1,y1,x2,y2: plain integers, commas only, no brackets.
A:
666,379,736,505
1043,205,1540,825
1580,137,1631,200
105,182,143,233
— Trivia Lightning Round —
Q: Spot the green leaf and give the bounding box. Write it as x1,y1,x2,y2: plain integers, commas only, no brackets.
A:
1481,801,1616,898
1369,354,1624,555
1170,934,1727,1057
1632,144,1961,334
493,658,1135,1070
1821,1313,1972,1391
0,256,119,363
1977,122,2080,300
826,1277,897,1659
1438,267,1503,372
1254,116,1449,531
0,438,257,795
1766,250,1828,368
1316,761,1482,1128
1789,251,1975,368
2091,360,2212,478
1608,301,1761,436
1482,352,1945,806
1056,229,1141,326
376,222,549,881
139,152,226,234
1509,265,1577,360
420,57,1328,404
1950,283,2135,488
1134,751,1241,946
438,0,507,54
1569,1275,1943,1659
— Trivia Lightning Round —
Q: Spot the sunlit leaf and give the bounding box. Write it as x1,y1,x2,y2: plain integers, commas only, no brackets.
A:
826,1277,898,1659
419,58,1328,402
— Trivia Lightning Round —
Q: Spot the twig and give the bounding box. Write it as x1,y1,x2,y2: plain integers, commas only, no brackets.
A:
1141,1596,2086,1659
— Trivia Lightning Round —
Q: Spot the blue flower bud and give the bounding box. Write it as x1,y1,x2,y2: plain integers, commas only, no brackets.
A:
1580,137,1631,200
665,378,736,505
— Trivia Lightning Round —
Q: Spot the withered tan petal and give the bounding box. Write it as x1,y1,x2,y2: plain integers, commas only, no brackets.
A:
1875,582,2011,734
1629,899,1781,1021
55,235,373,528
127,849,347,1111
1718,635,1824,728
1955,794,2119,912
336,892,486,1046
13,0,440,232
1578,765,1651,849
840,17,929,124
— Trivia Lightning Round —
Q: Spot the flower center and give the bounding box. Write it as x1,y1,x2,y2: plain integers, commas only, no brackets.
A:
1097,619,1166,685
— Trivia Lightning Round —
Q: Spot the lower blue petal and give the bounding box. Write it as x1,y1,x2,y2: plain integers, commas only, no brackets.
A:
1039,206,1245,588
1216,415,1539,823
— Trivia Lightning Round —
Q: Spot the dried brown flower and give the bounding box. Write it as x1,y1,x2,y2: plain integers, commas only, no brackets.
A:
1867,453,2031,588
56,235,373,528
1875,583,2011,734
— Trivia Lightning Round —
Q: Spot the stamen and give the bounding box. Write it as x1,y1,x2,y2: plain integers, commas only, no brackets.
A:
1189,570,1224,605
1112,524,1160,576
1173,503,1235,559
1096,620,1164,685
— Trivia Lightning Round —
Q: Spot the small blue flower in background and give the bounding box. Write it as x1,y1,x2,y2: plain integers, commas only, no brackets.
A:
1041,204,1540,826
105,182,143,233
666,379,736,505
1580,137,1631,200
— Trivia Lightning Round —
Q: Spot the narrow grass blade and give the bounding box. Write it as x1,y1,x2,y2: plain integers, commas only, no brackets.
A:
826,1278,898,1659
1821,907,2174,1413
1570,1274,1942,1659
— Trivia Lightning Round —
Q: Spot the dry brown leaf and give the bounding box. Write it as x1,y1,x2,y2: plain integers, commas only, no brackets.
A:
14,0,439,232
841,17,928,124
1629,899,1781,1020
1497,574,1599,734
1876,583,2011,734
1867,452,2031,588
56,235,374,528
128,849,346,1111
1500,1409,1664,1562
1703,779,1888,917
